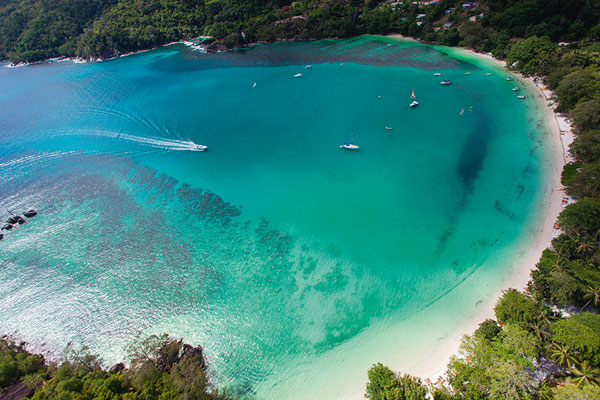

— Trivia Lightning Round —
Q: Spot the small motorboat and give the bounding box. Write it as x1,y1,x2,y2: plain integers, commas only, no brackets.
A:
23,209,37,218
3,224,13,230
506,77,514,81
7,216,19,224
411,89,416,99
410,100,419,108
193,144,208,152
485,73,492,76
340,143,359,150
252,82,256,88
465,72,471,75
385,127,393,130
434,72,442,76
460,108,464,116
305,65,312,69
517,95,526,99
440,80,452,85
0,233,3,240
512,87,520,91
294,73,303,78
16,216,25,225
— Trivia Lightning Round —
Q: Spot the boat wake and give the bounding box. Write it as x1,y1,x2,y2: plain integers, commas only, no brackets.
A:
0,151,77,168
62,129,205,152
117,132,204,151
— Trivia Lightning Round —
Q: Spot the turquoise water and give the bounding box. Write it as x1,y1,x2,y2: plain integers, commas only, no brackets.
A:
0,36,548,398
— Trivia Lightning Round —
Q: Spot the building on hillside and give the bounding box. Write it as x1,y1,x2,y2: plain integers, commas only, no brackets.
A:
443,22,453,29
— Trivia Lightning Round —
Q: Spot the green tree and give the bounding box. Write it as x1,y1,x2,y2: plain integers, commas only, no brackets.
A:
571,130,600,164
552,313,600,367
570,100,600,132
365,363,427,400
494,289,539,328
505,36,558,76
555,68,600,112
571,360,600,388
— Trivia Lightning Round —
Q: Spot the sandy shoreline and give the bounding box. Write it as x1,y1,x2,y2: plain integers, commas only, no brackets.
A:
387,44,575,386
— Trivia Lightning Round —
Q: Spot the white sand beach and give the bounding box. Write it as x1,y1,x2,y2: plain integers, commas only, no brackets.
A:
402,46,576,386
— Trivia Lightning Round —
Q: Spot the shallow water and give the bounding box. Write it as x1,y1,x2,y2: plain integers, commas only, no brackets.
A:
0,36,548,398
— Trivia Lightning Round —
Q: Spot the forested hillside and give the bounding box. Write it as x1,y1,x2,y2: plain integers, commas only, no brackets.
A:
1,0,599,63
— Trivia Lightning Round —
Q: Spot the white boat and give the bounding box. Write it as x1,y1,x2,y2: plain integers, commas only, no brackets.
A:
305,65,312,69
506,77,514,81
385,126,393,130
294,73,303,78
410,100,419,107
340,143,359,150
512,87,520,91
252,82,256,88
434,72,442,76
440,80,452,85
193,144,208,151
460,108,464,116
517,95,526,99
485,73,492,76
410,89,416,99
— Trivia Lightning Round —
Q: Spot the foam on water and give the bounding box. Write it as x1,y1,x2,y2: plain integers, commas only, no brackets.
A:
0,36,549,398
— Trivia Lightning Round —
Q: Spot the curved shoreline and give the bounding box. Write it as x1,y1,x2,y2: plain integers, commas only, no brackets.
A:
383,41,574,385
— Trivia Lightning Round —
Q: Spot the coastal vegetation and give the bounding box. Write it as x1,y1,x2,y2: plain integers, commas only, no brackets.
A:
3,0,598,63
1,0,600,399
0,334,232,399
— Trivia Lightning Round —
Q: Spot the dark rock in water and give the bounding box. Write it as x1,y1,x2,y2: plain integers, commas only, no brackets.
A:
7,216,19,224
182,344,206,370
23,209,37,218
109,362,125,373
3,224,13,230
206,42,228,53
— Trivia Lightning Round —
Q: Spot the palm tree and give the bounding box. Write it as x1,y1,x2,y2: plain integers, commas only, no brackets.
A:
571,360,600,388
536,381,553,400
575,240,597,256
580,285,600,312
550,343,576,368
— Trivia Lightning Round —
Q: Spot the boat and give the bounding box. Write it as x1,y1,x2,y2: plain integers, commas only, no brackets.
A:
252,82,256,88
410,89,416,99
506,77,514,81
460,108,464,116
385,127,393,130
485,73,492,76
305,65,312,69
517,95,526,99
294,73,303,78
340,143,359,150
193,144,208,151
410,100,419,108
512,87,520,91
465,72,471,75
434,72,442,76
440,80,452,85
